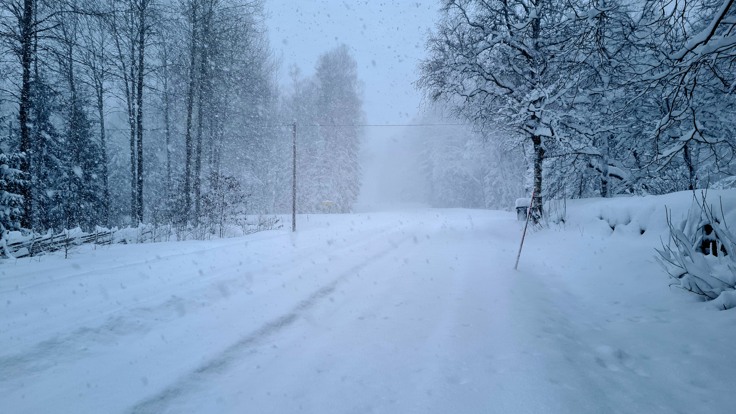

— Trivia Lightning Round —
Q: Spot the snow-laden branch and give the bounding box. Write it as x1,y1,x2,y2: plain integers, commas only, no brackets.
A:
670,0,735,61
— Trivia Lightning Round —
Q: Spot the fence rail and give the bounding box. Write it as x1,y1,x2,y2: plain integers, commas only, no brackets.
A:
1,217,281,260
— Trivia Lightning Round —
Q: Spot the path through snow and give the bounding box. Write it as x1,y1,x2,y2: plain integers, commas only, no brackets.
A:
2,206,734,413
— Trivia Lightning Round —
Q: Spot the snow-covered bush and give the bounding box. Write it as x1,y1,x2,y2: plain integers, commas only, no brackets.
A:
656,195,736,309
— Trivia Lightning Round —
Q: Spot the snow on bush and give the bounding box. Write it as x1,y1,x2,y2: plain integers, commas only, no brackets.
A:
656,194,736,309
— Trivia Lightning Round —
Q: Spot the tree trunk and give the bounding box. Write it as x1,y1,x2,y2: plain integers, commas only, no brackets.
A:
532,134,544,221
162,47,172,194
109,4,138,226
67,30,79,229
530,0,543,221
129,116,137,223
193,6,210,226
683,142,695,191
128,33,138,225
183,1,198,223
600,134,611,198
135,0,146,224
31,0,42,229
18,0,35,229
600,164,609,198
95,73,110,226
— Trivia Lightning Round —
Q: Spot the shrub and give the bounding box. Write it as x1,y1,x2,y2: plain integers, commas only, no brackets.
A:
656,194,736,309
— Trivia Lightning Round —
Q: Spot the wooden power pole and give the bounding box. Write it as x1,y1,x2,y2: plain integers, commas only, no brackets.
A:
292,122,297,232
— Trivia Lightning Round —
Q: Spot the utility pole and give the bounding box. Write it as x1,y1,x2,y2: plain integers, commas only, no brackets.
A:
292,122,297,232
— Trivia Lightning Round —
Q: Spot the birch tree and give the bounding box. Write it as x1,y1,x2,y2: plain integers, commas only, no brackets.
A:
107,0,153,225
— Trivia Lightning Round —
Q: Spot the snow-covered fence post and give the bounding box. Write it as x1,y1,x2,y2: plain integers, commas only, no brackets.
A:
0,230,12,259
514,188,536,270
63,229,71,259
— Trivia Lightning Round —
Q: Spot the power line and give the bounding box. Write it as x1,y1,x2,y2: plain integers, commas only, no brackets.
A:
302,123,471,127
103,122,471,132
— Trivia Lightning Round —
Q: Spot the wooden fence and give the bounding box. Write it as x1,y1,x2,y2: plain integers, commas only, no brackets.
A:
1,217,281,260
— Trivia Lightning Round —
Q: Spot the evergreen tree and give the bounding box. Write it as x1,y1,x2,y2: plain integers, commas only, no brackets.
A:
27,75,64,231
0,150,26,233
314,45,363,213
284,45,363,213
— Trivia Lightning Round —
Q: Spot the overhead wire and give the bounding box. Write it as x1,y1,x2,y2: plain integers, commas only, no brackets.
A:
102,122,471,132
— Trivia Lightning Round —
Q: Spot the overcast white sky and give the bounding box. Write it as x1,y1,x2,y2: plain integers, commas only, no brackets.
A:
264,0,440,125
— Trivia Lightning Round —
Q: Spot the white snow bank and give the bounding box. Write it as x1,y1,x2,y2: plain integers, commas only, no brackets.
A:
551,190,736,238
516,190,736,413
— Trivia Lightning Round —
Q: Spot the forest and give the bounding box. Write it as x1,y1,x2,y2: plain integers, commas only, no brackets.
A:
1,0,735,237
0,0,362,236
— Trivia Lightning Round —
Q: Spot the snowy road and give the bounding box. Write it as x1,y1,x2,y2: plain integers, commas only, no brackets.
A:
2,207,735,413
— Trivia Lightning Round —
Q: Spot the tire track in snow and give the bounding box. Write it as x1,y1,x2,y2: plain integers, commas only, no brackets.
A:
0,223,405,387
127,233,412,414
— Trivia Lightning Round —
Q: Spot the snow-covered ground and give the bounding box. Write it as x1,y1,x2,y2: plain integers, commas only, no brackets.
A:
2,191,735,413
